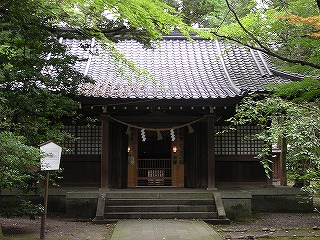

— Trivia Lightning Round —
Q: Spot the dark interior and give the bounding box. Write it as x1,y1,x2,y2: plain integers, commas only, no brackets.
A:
138,134,171,159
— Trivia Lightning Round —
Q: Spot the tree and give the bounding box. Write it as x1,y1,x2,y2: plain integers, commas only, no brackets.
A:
198,0,320,75
163,0,226,27
270,77,320,102
0,131,43,217
0,0,189,216
227,88,320,190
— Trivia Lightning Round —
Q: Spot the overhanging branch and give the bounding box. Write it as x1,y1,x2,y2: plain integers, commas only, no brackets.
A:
221,0,320,70
213,32,320,70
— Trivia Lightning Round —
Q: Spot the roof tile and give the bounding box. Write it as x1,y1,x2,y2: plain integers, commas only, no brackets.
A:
67,37,294,100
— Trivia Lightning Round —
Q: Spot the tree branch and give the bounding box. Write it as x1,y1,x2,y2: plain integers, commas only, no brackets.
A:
213,32,320,70
220,0,320,70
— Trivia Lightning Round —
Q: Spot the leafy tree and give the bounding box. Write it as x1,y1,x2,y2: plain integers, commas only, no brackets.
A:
163,0,227,27
270,77,320,102
227,91,320,190
0,131,43,217
0,0,190,141
198,0,320,75
0,0,189,216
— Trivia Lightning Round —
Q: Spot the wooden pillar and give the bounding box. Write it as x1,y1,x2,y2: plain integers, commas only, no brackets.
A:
280,137,287,186
207,114,216,190
101,115,110,188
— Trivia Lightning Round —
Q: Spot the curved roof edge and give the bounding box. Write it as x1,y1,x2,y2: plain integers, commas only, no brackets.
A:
163,30,310,82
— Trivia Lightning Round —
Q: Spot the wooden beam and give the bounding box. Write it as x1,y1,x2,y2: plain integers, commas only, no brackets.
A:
76,96,243,107
207,115,216,190
101,115,110,188
113,116,205,123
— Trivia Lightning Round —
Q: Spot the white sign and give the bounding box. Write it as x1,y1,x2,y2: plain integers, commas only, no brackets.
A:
40,141,62,171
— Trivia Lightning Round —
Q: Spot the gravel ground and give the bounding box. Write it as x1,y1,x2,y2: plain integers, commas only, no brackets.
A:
0,215,114,240
213,212,320,239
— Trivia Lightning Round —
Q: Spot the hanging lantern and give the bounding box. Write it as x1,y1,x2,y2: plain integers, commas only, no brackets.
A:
172,146,177,153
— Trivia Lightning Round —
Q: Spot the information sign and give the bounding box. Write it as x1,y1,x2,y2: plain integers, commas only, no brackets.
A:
40,141,62,171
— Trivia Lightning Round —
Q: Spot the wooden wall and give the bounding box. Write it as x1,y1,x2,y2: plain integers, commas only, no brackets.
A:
109,122,128,188
184,122,267,188
58,155,101,187
184,122,208,188
58,118,268,188
58,122,128,188
216,156,267,182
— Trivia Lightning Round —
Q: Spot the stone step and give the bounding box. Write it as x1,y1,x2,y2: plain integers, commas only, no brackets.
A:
105,199,214,206
104,211,218,219
94,191,230,224
104,196,218,221
105,205,216,213
105,192,214,199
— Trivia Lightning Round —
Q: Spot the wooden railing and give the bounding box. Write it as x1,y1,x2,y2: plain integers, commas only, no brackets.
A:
137,158,172,186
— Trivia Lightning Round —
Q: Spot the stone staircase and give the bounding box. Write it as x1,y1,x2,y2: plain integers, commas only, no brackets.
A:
93,190,229,224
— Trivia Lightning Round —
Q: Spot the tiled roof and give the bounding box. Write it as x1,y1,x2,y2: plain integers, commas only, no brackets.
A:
65,35,293,100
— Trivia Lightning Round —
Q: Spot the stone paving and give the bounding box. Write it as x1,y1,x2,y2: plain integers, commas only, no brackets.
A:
110,219,223,240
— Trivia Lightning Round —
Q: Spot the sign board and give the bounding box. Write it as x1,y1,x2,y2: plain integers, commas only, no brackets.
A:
40,141,62,171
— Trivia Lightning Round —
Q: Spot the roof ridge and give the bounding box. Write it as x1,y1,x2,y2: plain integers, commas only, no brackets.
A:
261,53,305,81
84,38,96,75
214,40,242,95
249,49,271,77
162,29,209,40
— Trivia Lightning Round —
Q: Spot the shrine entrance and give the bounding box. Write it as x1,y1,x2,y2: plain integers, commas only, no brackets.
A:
127,128,184,187
138,135,172,186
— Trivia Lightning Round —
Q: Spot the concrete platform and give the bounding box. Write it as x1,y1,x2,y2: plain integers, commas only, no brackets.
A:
110,219,223,240
61,186,312,220
2,186,313,220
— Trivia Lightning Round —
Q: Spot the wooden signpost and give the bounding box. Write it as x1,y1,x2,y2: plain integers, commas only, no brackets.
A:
39,141,62,240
